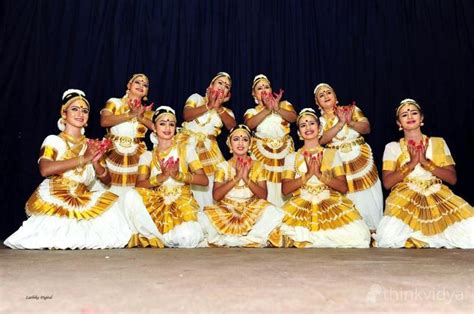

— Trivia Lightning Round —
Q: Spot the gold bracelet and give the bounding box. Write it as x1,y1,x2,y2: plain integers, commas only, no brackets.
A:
96,167,108,178
320,173,331,184
175,173,184,182
399,165,411,177
205,102,211,111
149,176,160,187
217,107,225,115
175,173,192,183
300,173,306,184
78,155,85,167
183,173,193,183
424,160,436,172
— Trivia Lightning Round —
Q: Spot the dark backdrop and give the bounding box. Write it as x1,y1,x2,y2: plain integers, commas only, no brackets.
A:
1,0,473,240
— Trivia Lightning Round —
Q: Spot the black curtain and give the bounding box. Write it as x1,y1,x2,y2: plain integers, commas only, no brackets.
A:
1,0,473,239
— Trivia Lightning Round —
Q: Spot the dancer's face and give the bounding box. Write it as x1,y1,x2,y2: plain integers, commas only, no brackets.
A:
252,80,272,102
397,104,423,131
128,75,149,99
315,87,337,111
155,114,176,140
210,76,231,98
298,114,319,140
230,130,251,156
64,99,89,128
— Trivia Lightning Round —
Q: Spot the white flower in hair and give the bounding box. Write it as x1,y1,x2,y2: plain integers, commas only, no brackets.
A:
253,74,268,82
154,105,175,115
300,108,317,115
62,89,86,100
400,98,417,104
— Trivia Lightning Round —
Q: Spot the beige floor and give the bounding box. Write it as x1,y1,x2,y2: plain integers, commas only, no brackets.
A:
0,246,473,313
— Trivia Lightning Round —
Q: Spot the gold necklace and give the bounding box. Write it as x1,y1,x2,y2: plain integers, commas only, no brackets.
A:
301,145,322,154
194,97,214,127
60,132,87,176
152,141,176,172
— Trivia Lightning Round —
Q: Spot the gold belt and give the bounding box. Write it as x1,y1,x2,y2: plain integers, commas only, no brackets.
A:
178,129,216,142
327,137,365,153
107,134,142,148
51,176,87,193
302,184,328,195
156,184,191,195
405,177,442,189
254,134,290,149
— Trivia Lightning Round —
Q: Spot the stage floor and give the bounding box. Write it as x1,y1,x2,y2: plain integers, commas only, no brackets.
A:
1,246,473,313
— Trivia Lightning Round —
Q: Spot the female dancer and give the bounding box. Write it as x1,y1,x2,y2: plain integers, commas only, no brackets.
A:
178,72,236,209
4,89,131,249
314,83,383,231
277,108,370,248
123,106,208,248
100,73,154,196
244,74,297,206
374,99,474,248
200,125,284,247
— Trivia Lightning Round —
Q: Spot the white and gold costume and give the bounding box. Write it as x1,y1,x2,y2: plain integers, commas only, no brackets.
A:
244,102,295,206
320,107,383,230
177,93,235,209
4,133,132,249
102,98,152,196
277,147,370,248
122,142,204,248
200,160,284,247
374,137,474,248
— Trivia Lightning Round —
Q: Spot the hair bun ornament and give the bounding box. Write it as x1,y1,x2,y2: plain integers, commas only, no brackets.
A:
154,105,175,115
399,98,417,105
299,108,317,115
62,89,86,100
313,83,333,95
152,105,176,123
253,74,268,83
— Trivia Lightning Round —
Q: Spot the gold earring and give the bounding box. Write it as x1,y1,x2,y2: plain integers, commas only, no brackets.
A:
143,95,148,101
398,126,403,131
297,131,303,140
85,123,88,127
420,122,424,126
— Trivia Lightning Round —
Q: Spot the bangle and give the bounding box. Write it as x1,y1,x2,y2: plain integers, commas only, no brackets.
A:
300,173,306,184
149,176,160,187
175,173,185,182
217,107,225,115
320,173,331,184
231,177,239,184
96,167,108,178
78,155,85,167
205,102,211,111
175,173,192,183
424,160,436,172
187,173,194,183
399,164,411,177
